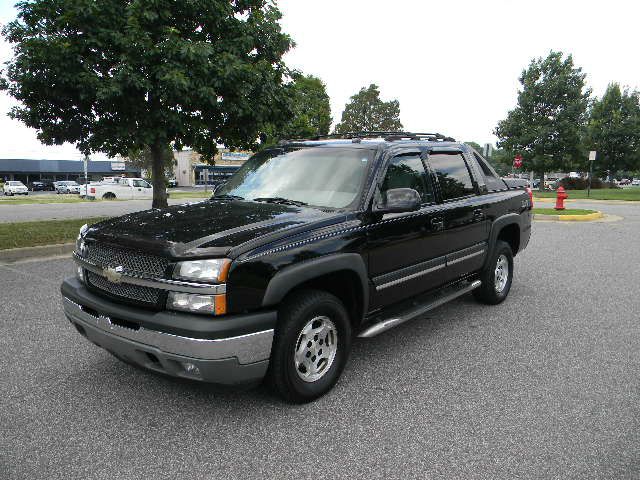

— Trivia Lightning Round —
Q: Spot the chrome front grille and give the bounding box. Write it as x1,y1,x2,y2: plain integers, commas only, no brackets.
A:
86,271,162,305
85,242,169,277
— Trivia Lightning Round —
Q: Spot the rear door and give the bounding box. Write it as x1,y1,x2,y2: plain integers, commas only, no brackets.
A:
426,149,490,281
367,149,449,309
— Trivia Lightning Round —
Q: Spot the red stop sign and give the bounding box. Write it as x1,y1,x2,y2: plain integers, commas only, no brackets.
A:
513,154,523,169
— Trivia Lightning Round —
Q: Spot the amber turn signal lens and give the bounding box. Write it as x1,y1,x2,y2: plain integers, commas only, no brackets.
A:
214,294,227,316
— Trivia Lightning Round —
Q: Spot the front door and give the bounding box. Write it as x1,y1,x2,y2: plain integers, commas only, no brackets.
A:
367,150,449,310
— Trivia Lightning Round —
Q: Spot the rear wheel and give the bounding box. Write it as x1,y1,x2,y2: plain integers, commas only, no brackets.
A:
267,289,351,403
473,240,514,305
102,192,116,200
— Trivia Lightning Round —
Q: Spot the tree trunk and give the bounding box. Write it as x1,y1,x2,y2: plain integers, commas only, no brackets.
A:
538,170,545,192
150,139,168,209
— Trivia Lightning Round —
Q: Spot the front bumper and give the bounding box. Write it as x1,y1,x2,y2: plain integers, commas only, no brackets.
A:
61,279,276,384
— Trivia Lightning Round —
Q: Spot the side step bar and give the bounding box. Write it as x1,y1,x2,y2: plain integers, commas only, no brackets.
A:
358,280,481,338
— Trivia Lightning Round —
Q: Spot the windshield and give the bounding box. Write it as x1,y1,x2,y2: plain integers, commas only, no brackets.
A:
8,181,24,186
215,147,373,209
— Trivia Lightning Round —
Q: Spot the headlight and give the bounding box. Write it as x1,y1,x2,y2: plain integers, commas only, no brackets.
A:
167,292,226,315
75,224,89,257
173,259,231,283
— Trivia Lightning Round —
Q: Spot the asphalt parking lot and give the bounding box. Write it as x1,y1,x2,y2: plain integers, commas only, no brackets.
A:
1,202,639,479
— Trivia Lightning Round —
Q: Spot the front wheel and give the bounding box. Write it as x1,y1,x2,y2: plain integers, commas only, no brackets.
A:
473,240,514,305
267,289,352,403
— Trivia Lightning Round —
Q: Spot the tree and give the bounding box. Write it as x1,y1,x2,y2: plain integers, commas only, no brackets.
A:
587,83,640,177
262,73,331,145
335,84,403,133
1,0,293,208
495,51,590,190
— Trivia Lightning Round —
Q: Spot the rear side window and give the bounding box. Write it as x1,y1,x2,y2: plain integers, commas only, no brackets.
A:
473,153,507,191
428,153,475,200
381,154,435,204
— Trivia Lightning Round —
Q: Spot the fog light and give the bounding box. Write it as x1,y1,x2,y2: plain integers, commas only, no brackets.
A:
167,292,226,314
76,266,84,283
182,362,200,375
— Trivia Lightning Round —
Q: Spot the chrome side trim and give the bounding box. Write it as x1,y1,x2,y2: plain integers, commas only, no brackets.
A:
73,252,226,295
359,280,481,338
376,263,445,291
62,296,272,364
447,249,484,266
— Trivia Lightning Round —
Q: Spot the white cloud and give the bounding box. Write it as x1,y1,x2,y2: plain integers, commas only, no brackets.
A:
1,0,639,158
280,0,640,143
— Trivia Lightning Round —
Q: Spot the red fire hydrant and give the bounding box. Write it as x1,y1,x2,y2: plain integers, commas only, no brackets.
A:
555,186,568,210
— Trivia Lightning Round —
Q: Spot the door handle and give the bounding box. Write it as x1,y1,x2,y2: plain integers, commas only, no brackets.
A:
431,217,445,230
473,209,485,220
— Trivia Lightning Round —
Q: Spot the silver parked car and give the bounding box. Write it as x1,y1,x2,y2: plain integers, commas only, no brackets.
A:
55,181,81,194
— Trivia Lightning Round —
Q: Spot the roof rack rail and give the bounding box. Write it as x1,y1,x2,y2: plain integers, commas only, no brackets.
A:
278,131,456,144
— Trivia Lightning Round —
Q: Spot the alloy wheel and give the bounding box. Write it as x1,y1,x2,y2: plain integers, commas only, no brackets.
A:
294,316,338,382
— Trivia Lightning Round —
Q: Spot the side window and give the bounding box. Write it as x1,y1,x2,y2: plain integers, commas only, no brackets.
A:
381,154,435,204
133,179,151,188
473,153,507,191
428,153,475,200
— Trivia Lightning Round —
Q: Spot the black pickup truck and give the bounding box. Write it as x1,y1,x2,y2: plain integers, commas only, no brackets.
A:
61,132,532,402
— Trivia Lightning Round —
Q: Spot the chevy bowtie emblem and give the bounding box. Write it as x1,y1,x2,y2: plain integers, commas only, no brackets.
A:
104,266,124,283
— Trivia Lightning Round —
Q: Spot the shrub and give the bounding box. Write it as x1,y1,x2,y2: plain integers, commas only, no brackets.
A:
557,177,619,190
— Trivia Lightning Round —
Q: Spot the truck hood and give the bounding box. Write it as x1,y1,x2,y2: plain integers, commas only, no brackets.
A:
85,199,346,258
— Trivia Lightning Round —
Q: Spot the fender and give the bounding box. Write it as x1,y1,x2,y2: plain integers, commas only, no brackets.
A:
261,253,369,314
484,213,522,268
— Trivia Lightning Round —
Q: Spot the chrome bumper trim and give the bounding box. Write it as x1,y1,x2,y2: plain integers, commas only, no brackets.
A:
73,252,226,295
63,296,273,364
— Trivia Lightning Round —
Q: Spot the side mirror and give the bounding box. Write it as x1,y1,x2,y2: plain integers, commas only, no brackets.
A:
377,188,421,213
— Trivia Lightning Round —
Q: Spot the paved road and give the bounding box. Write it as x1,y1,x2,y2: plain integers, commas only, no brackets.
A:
2,203,639,479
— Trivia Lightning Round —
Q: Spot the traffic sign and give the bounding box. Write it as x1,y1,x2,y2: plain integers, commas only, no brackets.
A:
513,154,523,169
589,151,597,161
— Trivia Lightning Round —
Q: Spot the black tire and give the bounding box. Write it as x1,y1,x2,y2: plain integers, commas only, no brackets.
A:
102,192,116,200
473,240,514,305
267,289,352,403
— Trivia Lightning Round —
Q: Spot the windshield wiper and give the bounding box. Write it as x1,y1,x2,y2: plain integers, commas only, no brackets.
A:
213,194,245,200
252,196,308,206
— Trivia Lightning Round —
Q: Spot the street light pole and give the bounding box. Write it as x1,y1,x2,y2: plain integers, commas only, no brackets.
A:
83,154,89,191
587,151,596,198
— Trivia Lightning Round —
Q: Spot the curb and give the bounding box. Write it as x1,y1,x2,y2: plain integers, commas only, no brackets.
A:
533,211,604,222
0,242,75,263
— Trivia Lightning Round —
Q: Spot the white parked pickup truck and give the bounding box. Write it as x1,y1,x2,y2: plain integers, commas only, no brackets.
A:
85,177,154,200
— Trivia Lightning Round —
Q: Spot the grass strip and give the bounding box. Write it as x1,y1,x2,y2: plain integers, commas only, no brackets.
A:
533,189,640,201
533,208,596,216
0,195,95,205
0,217,108,250
168,191,211,199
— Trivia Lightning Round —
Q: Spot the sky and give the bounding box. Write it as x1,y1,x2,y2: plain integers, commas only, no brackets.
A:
1,0,639,159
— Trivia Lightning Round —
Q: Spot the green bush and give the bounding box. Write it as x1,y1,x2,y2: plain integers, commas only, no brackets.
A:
558,177,619,190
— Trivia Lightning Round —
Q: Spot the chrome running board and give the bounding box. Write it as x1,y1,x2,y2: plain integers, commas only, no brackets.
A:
358,280,481,338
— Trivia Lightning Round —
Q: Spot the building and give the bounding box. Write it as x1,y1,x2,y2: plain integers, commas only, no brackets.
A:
173,149,251,187
0,158,141,184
